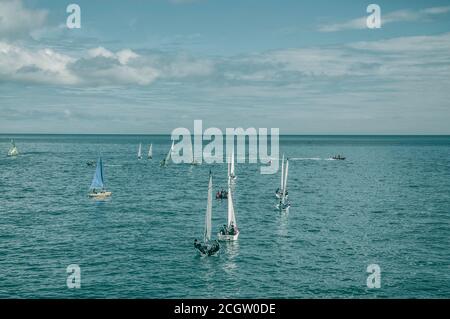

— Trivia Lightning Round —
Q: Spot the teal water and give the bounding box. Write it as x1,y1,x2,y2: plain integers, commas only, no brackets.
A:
0,135,449,298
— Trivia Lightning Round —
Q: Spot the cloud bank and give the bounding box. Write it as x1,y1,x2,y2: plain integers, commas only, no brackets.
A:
319,6,450,32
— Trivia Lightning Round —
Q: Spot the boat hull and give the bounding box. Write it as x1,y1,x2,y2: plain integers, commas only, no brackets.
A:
88,191,112,199
218,232,239,241
7,148,19,156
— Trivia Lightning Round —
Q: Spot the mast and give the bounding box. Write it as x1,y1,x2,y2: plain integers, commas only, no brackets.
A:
227,174,237,227
204,172,213,243
230,148,235,177
280,154,285,190
282,159,289,201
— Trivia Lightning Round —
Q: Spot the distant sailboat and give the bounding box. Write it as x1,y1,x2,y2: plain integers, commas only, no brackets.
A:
147,144,152,159
194,171,220,256
160,140,174,166
276,154,287,198
190,152,199,166
7,139,19,157
88,157,112,198
218,161,240,241
277,158,290,211
138,143,143,160
230,148,236,180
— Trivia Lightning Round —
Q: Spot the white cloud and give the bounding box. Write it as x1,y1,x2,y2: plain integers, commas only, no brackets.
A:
0,0,48,38
0,42,213,86
319,6,450,32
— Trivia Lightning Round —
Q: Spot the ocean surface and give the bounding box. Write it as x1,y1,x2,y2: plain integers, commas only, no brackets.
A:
0,135,449,298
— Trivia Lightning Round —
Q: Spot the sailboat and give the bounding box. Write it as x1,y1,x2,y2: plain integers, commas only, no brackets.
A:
218,161,240,241
190,152,199,166
88,157,112,198
230,148,236,180
277,158,290,211
160,140,174,166
147,144,152,159
275,154,287,198
7,139,19,157
194,171,220,256
137,143,143,160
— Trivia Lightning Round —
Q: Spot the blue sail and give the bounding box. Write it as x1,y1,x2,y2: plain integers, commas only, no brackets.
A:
90,158,105,190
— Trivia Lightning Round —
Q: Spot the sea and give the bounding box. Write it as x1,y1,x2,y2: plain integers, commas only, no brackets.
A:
0,135,449,298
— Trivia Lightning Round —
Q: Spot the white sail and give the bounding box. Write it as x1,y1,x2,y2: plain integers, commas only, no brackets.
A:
138,143,142,158
8,139,19,156
282,159,289,201
148,144,152,158
161,141,175,166
280,154,285,190
230,148,235,177
204,173,213,243
227,175,237,227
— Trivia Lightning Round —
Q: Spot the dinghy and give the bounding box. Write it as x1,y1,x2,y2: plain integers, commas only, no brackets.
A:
194,171,220,256
277,158,290,211
88,157,112,199
7,139,19,157
147,144,152,159
275,154,288,198
138,143,143,160
218,163,239,241
160,140,174,166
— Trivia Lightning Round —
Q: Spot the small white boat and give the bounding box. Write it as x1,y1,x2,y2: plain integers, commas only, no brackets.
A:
88,157,112,199
160,140,174,166
147,144,152,159
137,143,143,160
277,158,290,211
218,160,240,241
7,139,19,157
194,171,220,256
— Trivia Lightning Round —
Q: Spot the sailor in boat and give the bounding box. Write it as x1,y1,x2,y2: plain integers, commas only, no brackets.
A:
219,222,238,236
278,198,291,210
275,188,288,197
216,189,228,200
332,154,346,160
194,239,220,256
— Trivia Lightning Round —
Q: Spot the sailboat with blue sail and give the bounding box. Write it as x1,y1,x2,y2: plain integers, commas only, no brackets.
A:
88,157,112,198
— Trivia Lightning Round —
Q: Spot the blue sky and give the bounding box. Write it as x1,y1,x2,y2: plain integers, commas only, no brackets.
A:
1,0,450,133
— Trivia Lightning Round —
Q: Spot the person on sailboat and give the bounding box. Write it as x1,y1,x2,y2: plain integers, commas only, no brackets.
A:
209,241,220,256
194,239,205,254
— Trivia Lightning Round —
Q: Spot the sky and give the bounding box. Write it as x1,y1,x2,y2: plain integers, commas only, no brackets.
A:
1,0,450,134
